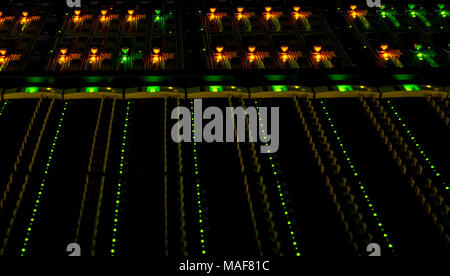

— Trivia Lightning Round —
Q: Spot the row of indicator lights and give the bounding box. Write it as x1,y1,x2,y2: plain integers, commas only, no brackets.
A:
190,99,207,255
319,100,396,253
206,6,310,20
72,9,146,23
20,101,69,256
58,47,161,63
254,99,301,256
110,100,131,256
386,99,449,194
0,100,8,117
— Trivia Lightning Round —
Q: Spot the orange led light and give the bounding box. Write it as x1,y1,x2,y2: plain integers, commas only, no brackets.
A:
350,5,357,11
382,53,389,60
216,46,224,53
90,56,97,63
153,47,161,55
265,6,272,13
152,55,160,63
380,44,389,51
128,10,135,15
0,49,7,56
281,53,288,62
90,47,98,55
315,53,322,61
210,7,217,13
0,11,3,18
281,45,289,53
59,56,67,63
248,46,256,53
100,16,106,22
101,10,108,16
237,7,244,13
314,45,322,52
22,11,28,17
293,6,301,12
216,53,223,62
248,53,255,62
74,10,81,16
0,57,5,63
60,48,68,55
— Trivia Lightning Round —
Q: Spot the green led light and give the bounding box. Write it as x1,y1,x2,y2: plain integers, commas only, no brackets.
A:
20,101,69,256
209,85,223,93
337,85,353,92
255,100,301,256
86,87,99,93
190,99,207,255
320,100,395,254
0,101,8,118
110,101,131,256
146,86,161,93
403,84,420,92
272,85,287,92
25,87,39,93
386,100,448,195
155,9,161,15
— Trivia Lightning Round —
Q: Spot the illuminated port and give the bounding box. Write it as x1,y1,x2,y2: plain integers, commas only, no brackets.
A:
146,86,161,93
272,85,287,92
25,87,39,93
209,85,223,92
86,87,99,93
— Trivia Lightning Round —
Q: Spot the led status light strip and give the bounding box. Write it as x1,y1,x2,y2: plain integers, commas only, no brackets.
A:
254,99,301,256
20,101,69,256
319,100,395,253
190,99,207,255
386,100,449,194
110,100,131,256
0,100,8,117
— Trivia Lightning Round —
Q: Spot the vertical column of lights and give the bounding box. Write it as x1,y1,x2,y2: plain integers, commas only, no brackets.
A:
0,100,8,117
319,100,395,253
190,99,207,255
254,99,301,256
386,99,449,194
110,100,131,256
20,101,69,256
